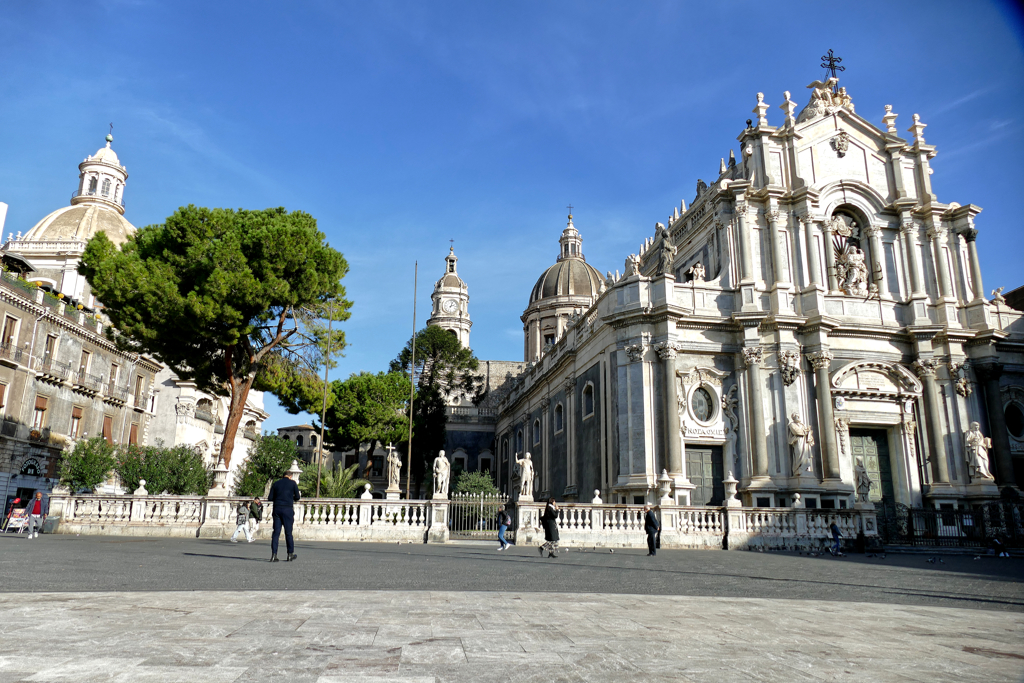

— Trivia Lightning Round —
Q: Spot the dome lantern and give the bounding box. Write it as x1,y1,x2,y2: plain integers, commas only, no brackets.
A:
71,133,128,215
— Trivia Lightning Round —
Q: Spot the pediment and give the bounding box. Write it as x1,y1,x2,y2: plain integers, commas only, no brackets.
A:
830,360,921,397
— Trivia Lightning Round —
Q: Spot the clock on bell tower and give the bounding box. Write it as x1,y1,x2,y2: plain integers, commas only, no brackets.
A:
426,246,472,349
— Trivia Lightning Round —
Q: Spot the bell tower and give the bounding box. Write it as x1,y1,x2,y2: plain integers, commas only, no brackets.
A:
426,246,472,349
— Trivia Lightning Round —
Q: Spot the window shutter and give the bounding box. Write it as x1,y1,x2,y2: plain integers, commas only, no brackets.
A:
102,415,113,443
35,396,47,410
72,406,83,419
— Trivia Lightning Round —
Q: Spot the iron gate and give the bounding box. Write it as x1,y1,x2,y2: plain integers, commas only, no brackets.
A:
878,503,1024,548
449,492,510,540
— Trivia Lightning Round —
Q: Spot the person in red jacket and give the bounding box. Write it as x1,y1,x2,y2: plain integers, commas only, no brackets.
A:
26,491,48,539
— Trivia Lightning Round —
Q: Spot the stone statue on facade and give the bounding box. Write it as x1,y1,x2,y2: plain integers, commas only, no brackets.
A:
964,422,994,481
722,384,739,473
515,452,535,499
657,240,675,276
386,446,402,491
432,450,451,499
625,253,641,277
837,246,869,296
854,457,872,504
688,262,706,283
788,412,815,477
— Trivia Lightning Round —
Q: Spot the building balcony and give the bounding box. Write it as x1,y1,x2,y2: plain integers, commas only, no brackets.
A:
104,383,130,404
74,370,103,394
39,356,72,383
0,341,27,367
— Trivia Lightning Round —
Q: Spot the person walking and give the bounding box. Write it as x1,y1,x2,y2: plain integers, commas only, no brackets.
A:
539,498,560,558
268,470,301,562
644,504,660,556
497,503,513,551
248,497,263,537
25,491,48,539
230,501,254,543
829,521,844,557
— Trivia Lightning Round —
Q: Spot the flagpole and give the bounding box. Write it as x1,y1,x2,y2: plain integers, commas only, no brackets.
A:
405,262,417,499
315,299,333,499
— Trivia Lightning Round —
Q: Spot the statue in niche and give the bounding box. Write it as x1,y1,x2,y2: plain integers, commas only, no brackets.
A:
515,452,534,497
837,246,869,296
432,451,450,498
688,262,706,283
386,445,402,490
964,422,994,481
854,457,872,503
625,253,641,277
788,413,815,477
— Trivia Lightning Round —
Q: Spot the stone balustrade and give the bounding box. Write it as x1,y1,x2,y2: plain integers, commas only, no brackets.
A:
47,493,874,551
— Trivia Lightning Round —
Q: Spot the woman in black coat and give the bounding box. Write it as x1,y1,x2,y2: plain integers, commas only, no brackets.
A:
539,498,560,558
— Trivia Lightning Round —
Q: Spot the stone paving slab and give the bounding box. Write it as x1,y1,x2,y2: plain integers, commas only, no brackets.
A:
1,590,1023,683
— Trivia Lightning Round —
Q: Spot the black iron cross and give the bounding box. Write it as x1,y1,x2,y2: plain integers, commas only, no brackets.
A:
109,122,114,135
820,49,845,92
449,238,454,250
567,204,574,217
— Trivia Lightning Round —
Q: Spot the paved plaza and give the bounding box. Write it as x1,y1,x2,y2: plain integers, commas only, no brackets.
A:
1,535,1023,682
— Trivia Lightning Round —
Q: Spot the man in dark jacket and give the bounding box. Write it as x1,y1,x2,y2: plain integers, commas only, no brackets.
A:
248,497,263,536
644,504,660,556
268,471,300,562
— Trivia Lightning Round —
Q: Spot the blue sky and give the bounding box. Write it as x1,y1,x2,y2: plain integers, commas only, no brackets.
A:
2,1,1023,431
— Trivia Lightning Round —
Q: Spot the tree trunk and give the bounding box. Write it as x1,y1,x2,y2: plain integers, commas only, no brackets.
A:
220,369,257,469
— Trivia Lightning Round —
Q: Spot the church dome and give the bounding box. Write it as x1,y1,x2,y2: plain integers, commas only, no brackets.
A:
529,258,603,304
527,213,602,305
22,204,136,247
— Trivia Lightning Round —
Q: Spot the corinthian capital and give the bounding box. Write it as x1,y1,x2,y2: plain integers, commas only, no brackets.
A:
959,227,978,243
807,351,834,371
864,224,882,238
765,210,781,223
741,346,763,368
900,220,916,235
654,341,677,360
912,358,938,379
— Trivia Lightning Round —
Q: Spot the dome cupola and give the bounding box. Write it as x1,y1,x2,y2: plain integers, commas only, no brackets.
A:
71,133,128,215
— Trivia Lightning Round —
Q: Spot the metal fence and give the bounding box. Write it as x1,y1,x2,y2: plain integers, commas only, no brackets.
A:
877,503,1024,549
448,492,510,540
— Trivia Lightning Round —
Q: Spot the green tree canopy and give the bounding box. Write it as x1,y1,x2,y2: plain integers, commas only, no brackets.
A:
58,437,116,492
79,205,351,468
232,434,298,497
114,444,212,496
322,371,410,457
453,470,499,495
390,326,481,495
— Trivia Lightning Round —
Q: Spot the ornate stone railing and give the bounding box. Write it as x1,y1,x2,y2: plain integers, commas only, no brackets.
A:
45,492,874,550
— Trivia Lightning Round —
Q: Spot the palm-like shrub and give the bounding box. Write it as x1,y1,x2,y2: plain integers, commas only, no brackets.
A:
299,462,369,499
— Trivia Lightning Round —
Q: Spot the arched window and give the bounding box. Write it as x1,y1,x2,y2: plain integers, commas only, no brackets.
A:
516,429,523,453
310,434,317,447
296,435,304,447
533,418,541,445
282,434,290,440
88,177,97,194
582,383,595,418
554,403,564,433
101,178,111,197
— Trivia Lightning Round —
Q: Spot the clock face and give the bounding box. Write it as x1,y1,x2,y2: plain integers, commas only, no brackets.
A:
442,299,458,313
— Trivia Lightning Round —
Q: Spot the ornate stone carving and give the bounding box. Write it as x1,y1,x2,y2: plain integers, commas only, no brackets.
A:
765,210,781,223
386,445,402,491
515,452,535,497
900,220,917,236
854,457,872,503
680,366,726,388
903,415,918,459
788,413,815,477
624,253,641,276
830,130,850,157
654,342,676,361
695,179,708,196
722,384,739,472
964,422,994,481
798,79,855,122
624,344,645,363
741,347,763,368
835,417,850,461
992,287,1006,305
959,227,979,242
432,452,451,499
563,375,576,392
777,349,801,386
688,262,706,282
864,224,882,238
808,351,834,371
836,246,869,296
912,358,938,379
656,240,676,276
948,361,972,398
539,397,551,409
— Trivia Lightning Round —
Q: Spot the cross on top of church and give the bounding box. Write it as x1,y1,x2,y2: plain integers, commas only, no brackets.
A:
820,49,845,92
566,204,573,220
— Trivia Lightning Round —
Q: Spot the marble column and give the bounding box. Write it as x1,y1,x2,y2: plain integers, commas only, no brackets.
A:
742,347,769,479
735,207,754,283
927,226,953,300
656,343,683,477
913,359,950,484
960,228,985,303
901,220,926,297
821,220,839,293
865,225,887,294
766,210,787,285
974,362,1015,486
808,351,841,480
564,376,576,489
801,217,822,289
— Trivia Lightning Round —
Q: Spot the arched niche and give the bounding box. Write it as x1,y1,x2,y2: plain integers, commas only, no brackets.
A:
830,360,922,399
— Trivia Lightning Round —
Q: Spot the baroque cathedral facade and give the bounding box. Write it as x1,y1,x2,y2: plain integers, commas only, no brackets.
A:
447,76,1022,510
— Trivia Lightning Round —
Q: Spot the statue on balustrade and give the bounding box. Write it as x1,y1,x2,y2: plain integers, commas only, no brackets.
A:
432,451,451,499
386,446,402,490
788,413,815,477
515,452,535,498
964,422,994,481
854,458,873,504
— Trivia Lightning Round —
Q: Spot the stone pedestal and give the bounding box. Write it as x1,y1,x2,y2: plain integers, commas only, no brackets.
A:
385,487,402,500
208,465,229,497
657,470,673,506
723,472,741,508
964,480,1000,502
427,502,449,544
517,493,534,503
